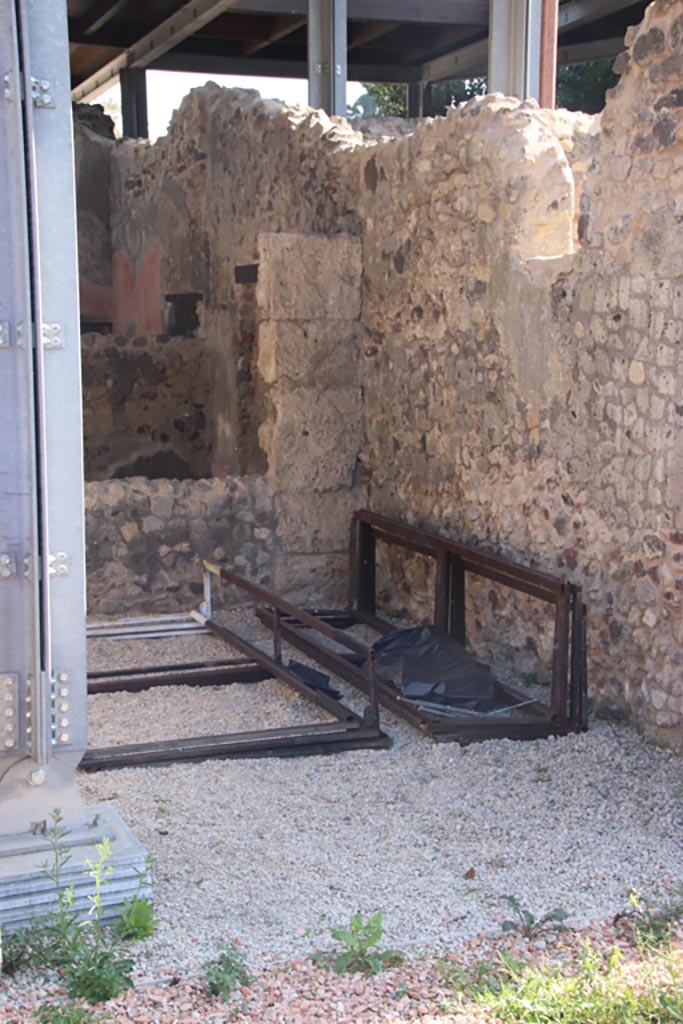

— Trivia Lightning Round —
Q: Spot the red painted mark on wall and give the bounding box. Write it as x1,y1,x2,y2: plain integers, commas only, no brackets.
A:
111,249,162,335
80,279,114,322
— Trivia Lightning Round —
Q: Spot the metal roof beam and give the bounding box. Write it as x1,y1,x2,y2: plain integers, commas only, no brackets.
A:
151,50,421,81
421,31,624,81
556,0,634,32
230,0,490,24
71,0,242,102
420,0,634,82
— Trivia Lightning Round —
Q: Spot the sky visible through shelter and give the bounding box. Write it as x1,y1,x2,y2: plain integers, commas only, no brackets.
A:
99,70,366,140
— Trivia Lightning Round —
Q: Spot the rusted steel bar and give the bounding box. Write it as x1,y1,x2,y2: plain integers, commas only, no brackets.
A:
203,561,368,657
371,526,438,560
351,607,394,635
550,584,571,722
81,721,391,771
88,657,251,679
257,607,561,742
355,510,562,600
366,649,379,729
87,661,268,694
570,588,588,729
257,607,448,729
273,607,282,665
427,719,574,742
354,518,377,615
449,554,466,645
192,609,358,723
434,551,450,630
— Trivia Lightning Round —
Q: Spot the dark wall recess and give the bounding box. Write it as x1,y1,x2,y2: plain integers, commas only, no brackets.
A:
165,292,203,336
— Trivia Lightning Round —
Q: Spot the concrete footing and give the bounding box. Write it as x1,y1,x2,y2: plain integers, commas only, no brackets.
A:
0,804,149,930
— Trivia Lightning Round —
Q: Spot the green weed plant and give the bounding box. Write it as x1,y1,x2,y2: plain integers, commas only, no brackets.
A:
330,912,404,976
203,943,252,1000
501,894,570,938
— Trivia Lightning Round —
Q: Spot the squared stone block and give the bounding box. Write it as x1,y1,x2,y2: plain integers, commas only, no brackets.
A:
258,320,359,388
260,386,362,493
275,489,362,554
257,233,362,321
272,553,348,606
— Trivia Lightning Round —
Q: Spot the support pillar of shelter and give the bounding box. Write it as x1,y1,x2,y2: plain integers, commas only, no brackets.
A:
0,0,147,929
120,67,149,138
307,0,347,117
406,81,434,118
488,0,544,102
539,0,558,108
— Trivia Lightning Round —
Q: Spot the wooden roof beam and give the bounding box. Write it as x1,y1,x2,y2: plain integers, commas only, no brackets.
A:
70,0,134,38
243,14,306,55
71,0,243,101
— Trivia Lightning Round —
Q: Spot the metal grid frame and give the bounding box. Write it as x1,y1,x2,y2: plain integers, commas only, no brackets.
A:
81,566,390,771
257,509,588,744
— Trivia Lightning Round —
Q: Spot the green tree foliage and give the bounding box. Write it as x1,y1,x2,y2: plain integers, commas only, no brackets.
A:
353,79,486,119
555,60,618,114
353,60,617,119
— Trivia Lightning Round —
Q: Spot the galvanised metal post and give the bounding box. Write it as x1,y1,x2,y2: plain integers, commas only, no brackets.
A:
307,0,347,116
0,0,148,928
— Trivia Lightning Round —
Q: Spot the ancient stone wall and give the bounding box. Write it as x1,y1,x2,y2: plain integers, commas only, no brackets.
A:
82,333,211,481
76,0,683,748
85,476,273,614
107,89,362,477
358,0,683,748
255,232,364,603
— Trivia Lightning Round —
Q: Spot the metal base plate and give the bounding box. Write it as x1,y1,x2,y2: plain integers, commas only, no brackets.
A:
0,803,149,929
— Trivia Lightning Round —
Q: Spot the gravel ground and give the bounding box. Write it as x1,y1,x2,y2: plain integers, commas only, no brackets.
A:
2,608,682,1021
84,611,683,971
3,921,682,1023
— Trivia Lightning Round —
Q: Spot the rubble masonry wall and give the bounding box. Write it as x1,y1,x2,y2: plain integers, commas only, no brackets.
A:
82,332,212,481
77,0,683,747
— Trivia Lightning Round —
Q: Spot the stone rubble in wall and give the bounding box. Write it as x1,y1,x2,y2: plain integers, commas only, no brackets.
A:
82,332,212,481
85,476,274,615
76,0,683,749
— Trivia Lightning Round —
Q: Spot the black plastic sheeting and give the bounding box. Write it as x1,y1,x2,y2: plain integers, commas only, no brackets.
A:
371,625,498,711
288,660,342,700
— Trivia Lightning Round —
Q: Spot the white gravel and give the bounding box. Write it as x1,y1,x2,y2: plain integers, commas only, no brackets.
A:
79,612,683,977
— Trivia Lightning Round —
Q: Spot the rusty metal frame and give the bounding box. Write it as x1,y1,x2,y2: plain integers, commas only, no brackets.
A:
86,659,270,694
257,509,588,744
81,571,390,771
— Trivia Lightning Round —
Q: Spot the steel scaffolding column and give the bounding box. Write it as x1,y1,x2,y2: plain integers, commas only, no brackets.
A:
120,67,149,138
488,0,543,102
307,0,347,116
407,81,434,118
0,0,147,929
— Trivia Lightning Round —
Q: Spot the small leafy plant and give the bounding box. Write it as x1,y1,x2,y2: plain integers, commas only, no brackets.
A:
203,943,252,999
15,811,134,1005
468,942,683,1024
34,1003,101,1024
0,925,33,976
620,887,683,947
60,836,134,1004
501,895,570,938
113,895,159,943
330,911,404,976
